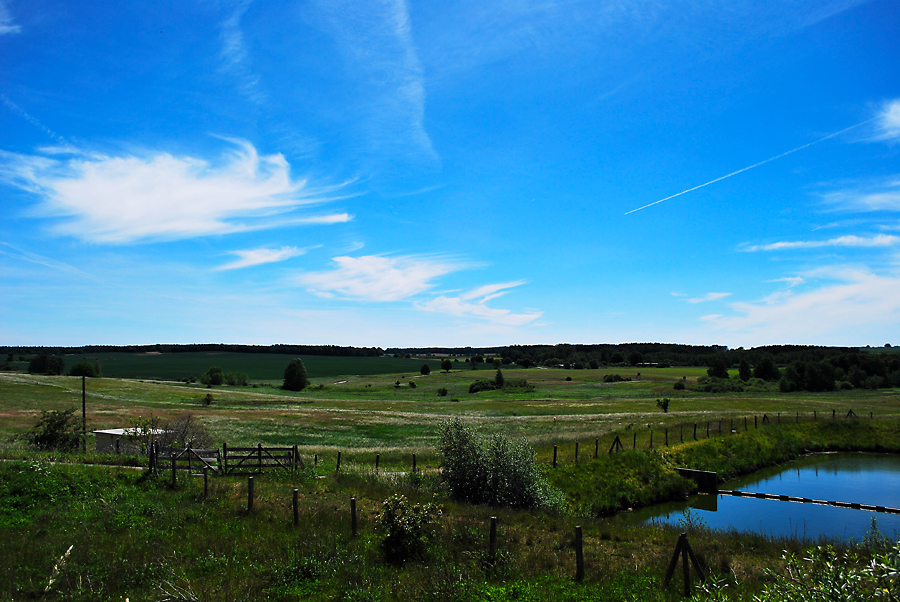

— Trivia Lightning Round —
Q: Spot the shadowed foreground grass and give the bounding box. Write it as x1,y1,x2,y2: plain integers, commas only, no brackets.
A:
2,420,899,601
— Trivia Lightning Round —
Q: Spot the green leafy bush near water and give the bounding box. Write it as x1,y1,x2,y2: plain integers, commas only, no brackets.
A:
438,418,564,511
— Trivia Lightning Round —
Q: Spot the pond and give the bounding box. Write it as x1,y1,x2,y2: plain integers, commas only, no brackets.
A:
627,453,900,542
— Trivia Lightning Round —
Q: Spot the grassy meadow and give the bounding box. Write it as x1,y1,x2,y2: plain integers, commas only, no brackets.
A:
2,354,900,600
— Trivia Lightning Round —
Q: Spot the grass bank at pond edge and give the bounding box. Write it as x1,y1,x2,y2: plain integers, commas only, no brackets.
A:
546,420,900,516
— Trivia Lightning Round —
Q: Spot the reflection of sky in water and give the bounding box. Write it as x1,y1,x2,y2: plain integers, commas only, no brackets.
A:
630,453,900,542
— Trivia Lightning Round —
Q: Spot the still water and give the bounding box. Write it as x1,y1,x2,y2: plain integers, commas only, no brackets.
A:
628,453,900,542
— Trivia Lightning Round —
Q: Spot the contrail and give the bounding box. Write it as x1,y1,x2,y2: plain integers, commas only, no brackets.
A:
625,118,876,215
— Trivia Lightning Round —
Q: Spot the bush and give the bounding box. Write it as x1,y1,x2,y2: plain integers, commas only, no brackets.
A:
200,366,224,386
440,359,452,372
26,409,82,451
673,381,686,391
469,379,500,393
224,372,249,386
420,363,431,376
408,381,416,388
656,398,670,413
375,494,441,563
438,418,564,511
282,358,309,391
603,373,629,383
437,387,448,397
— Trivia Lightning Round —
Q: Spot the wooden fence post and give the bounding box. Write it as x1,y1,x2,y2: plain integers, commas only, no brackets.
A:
293,488,299,526
744,416,747,431
314,454,318,467
203,467,208,498
706,422,710,437
292,445,298,472
351,497,357,537
718,420,721,434
575,525,584,582
693,423,697,440
664,532,705,597
730,419,733,433
553,445,558,468
594,438,599,459
575,441,579,463
223,442,228,475
489,517,497,563
680,425,683,443
777,413,780,424
375,453,380,472
336,451,341,472
833,409,836,420
814,411,817,421
650,431,653,448
247,476,254,512
633,432,636,449
665,428,668,447
754,415,757,429
412,454,417,473
171,455,177,488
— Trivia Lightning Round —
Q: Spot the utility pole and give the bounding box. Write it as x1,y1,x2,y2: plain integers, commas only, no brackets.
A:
82,376,86,452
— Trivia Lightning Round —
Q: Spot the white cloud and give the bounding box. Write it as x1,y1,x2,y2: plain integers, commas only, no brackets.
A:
0,139,349,243
0,1,20,35
741,234,900,252
702,267,900,344
873,99,900,142
416,282,542,326
219,3,266,104
769,276,804,287
820,178,900,213
687,292,731,304
299,255,458,301
216,246,307,270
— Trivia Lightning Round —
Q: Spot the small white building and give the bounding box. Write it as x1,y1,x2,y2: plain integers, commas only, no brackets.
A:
92,428,167,455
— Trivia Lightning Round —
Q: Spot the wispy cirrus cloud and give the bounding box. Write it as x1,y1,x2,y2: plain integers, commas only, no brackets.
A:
741,234,900,252
417,281,542,326
701,267,900,344
871,98,900,142
0,139,350,243
312,0,436,165
687,292,731,304
219,2,266,104
0,1,20,35
299,255,459,302
216,246,308,270
820,178,900,213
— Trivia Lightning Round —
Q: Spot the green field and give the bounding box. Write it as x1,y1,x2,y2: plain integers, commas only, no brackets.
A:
2,354,900,601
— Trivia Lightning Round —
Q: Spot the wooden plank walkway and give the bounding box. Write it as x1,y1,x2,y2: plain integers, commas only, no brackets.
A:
718,489,900,514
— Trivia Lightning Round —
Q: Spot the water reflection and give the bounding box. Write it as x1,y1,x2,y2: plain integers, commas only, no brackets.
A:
627,453,900,542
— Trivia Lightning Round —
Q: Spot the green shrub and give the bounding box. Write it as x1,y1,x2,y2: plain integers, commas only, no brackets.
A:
375,494,441,563
438,418,564,511
437,387,448,397
603,373,629,383
28,354,64,375
469,379,500,393
69,362,100,377
673,380,686,390
26,408,82,451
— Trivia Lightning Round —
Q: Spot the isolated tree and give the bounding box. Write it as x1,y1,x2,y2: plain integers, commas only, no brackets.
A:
738,359,752,382
420,363,431,376
27,408,81,451
588,359,599,370
440,359,453,372
282,358,309,391
200,366,224,386
495,369,505,387
69,362,97,378
628,351,643,366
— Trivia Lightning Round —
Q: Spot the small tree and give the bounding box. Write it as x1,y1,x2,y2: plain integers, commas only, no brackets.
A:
495,369,505,387
376,494,441,564
420,363,431,376
282,358,309,391
69,362,97,377
656,397,670,413
518,357,533,369
707,358,729,379
440,358,452,372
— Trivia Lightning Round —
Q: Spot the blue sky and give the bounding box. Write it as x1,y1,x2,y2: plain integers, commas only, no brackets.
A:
1,0,899,348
